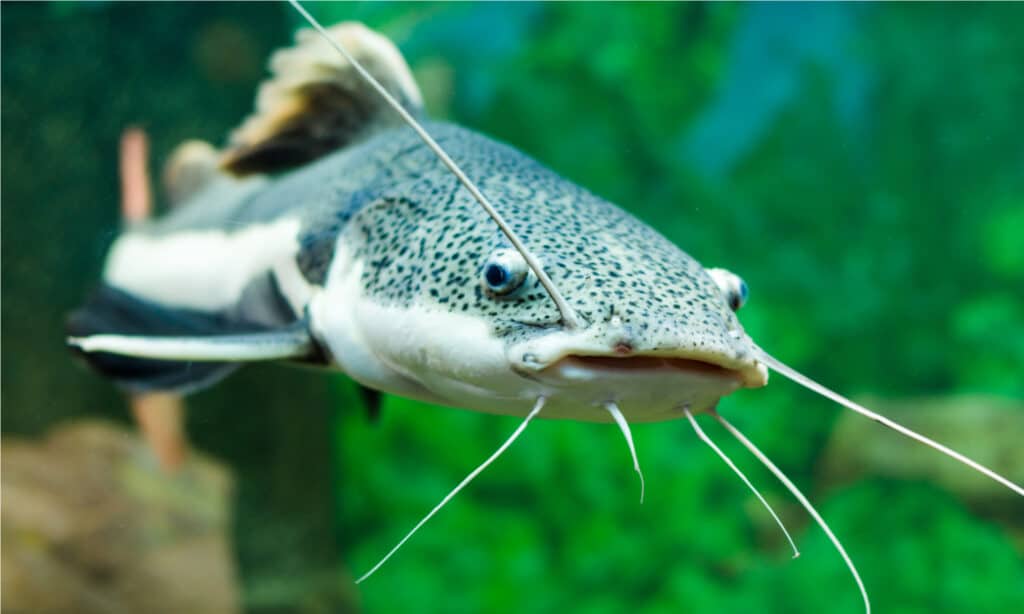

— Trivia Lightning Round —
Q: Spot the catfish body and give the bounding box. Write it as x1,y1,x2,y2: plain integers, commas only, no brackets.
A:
69,23,765,422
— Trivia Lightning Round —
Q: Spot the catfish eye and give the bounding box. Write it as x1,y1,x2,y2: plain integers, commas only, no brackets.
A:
481,248,528,296
707,268,749,312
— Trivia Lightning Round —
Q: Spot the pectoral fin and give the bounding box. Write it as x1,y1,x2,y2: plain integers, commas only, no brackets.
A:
67,326,314,362
67,326,318,395
359,385,383,423
66,284,323,394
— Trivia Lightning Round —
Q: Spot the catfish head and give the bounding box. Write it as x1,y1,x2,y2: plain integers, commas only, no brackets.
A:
308,121,766,423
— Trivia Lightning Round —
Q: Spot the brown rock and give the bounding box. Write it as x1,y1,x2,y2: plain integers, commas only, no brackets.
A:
2,420,240,614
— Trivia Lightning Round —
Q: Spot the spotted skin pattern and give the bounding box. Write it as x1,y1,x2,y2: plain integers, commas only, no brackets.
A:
121,118,752,368
294,120,752,364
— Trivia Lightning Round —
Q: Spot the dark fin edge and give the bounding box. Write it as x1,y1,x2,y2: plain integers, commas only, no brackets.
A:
68,285,272,395
221,22,423,177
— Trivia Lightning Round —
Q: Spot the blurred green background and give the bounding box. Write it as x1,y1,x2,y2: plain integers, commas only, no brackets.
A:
3,2,1022,613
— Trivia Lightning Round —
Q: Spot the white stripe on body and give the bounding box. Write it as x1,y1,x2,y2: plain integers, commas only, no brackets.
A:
104,217,303,312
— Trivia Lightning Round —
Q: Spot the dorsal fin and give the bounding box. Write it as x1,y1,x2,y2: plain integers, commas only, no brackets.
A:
220,22,423,176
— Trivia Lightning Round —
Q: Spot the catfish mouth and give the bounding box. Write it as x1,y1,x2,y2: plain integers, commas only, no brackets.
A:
540,353,765,389
558,354,739,378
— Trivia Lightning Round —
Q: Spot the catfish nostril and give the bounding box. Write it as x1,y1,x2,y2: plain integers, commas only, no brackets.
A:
522,353,543,368
613,342,633,355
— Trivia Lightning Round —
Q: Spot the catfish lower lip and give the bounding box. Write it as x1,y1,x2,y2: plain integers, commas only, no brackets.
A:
548,354,741,379
538,354,772,390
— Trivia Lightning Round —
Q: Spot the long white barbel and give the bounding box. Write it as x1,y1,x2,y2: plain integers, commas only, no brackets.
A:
286,0,582,330
712,410,870,614
683,407,799,559
355,396,546,584
755,350,1024,498
605,401,646,503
